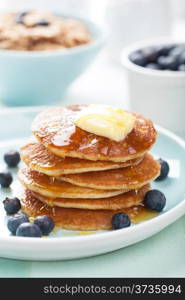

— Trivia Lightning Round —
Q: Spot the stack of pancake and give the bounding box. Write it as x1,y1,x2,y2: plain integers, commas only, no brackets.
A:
18,105,160,231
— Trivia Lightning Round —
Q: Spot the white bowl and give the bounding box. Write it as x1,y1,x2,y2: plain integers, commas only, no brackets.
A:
121,37,185,135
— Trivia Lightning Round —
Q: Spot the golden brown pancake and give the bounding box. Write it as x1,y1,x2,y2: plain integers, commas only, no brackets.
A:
21,188,156,230
32,105,157,162
18,167,127,199
21,141,143,176
59,153,160,190
31,184,150,210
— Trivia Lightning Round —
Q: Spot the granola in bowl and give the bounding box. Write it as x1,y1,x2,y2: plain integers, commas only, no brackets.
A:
0,10,92,51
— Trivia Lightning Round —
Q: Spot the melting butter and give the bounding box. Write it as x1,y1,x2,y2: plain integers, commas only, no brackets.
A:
75,105,136,142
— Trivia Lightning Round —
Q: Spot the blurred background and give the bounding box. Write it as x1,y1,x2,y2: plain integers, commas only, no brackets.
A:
0,0,185,109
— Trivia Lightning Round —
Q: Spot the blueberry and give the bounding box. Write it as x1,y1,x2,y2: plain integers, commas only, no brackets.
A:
34,215,55,235
155,45,175,57
0,172,13,187
178,52,185,65
112,213,131,230
4,150,20,167
15,11,29,24
3,197,21,214
141,47,158,63
157,55,178,70
129,51,147,67
34,19,49,27
16,223,42,237
155,158,169,181
169,45,185,59
7,213,29,235
143,190,166,212
146,63,161,70
178,64,185,71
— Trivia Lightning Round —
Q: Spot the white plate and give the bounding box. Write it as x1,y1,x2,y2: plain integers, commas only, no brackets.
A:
0,107,185,261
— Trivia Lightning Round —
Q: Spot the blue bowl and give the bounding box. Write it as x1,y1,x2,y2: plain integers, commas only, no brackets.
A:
0,13,106,106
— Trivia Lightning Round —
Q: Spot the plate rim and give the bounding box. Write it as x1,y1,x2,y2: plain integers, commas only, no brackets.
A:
0,108,185,247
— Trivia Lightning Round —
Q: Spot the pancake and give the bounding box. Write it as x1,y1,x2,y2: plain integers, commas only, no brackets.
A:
59,153,160,190
21,142,143,176
21,188,156,230
32,105,157,162
31,184,150,210
18,167,127,199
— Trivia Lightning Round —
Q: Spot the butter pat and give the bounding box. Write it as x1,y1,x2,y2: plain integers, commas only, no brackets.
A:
75,105,136,142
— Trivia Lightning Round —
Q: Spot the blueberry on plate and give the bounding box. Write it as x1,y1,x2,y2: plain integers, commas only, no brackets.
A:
16,223,42,237
146,63,161,70
129,51,147,67
155,158,170,181
34,215,55,235
157,55,178,70
7,213,29,235
143,190,166,212
4,150,20,168
3,197,21,214
112,213,131,230
0,172,13,188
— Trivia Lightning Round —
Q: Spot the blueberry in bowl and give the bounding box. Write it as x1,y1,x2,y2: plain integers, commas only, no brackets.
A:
121,38,185,133
128,43,185,71
128,50,147,67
